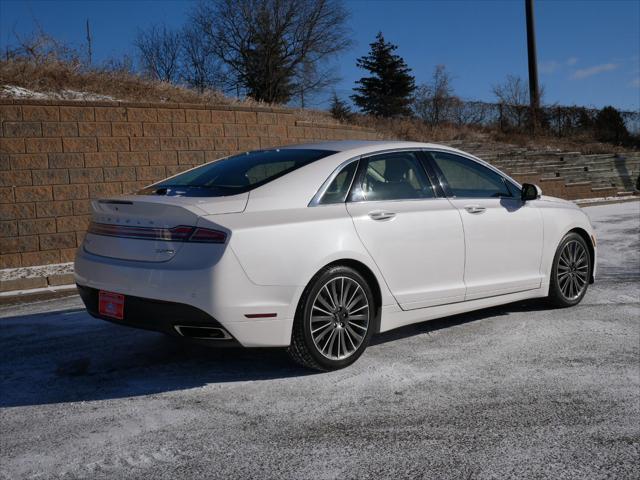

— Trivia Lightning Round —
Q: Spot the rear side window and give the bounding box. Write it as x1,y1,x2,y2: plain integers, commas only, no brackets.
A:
139,149,336,197
353,151,435,201
429,151,512,198
317,161,358,204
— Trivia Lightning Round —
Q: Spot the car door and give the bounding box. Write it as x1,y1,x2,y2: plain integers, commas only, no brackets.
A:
426,150,544,300
346,150,466,310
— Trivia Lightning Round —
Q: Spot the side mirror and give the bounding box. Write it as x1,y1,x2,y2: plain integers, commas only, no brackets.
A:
521,183,542,202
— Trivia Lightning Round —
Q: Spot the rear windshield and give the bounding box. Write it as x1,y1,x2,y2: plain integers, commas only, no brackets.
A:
138,149,336,197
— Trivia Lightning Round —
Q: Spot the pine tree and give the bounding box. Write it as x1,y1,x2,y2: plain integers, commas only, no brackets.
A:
329,92,352,121
351,32,416,117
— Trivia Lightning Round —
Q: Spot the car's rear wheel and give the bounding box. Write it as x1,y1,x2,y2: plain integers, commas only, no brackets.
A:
548,232,592,307
288,265,375,371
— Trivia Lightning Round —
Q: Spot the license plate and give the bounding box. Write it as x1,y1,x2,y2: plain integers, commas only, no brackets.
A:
99,291,125,320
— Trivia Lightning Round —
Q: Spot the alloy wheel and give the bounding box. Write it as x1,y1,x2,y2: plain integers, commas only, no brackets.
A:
309,276,370,360
557,239,589,300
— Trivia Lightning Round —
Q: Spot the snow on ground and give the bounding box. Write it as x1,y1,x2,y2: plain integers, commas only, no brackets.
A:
0,84,116,101
584,200,640,280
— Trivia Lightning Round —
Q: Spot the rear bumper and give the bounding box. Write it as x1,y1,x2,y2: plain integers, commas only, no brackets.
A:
77,284,241,346
74,245,297,347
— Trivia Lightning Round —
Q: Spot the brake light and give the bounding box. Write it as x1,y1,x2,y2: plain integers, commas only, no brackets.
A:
87,222,226,244
189,227,227,244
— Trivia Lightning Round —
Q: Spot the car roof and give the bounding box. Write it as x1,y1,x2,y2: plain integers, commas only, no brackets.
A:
279,140,462,155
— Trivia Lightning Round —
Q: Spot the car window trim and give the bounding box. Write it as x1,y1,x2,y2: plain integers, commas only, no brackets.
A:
423,149,521,200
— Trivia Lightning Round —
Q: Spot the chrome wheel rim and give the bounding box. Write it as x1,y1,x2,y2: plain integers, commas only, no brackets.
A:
557,240,589,300
310,276,370,361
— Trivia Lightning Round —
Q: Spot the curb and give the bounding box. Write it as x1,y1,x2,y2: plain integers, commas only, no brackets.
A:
0,284,78,306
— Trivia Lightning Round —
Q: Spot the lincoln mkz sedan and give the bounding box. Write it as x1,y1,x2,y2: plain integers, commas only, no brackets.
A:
75,141,596,370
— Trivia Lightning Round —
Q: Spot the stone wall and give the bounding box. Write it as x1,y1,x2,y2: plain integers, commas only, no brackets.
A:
0,100,377,273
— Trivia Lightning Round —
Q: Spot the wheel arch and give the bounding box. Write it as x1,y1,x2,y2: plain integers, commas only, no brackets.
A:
567,227,595,284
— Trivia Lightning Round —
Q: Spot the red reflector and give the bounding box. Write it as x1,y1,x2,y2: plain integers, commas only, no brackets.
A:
189,227,227,243
244,313,277,319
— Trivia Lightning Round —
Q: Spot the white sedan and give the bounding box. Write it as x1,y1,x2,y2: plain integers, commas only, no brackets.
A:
75,141,596,370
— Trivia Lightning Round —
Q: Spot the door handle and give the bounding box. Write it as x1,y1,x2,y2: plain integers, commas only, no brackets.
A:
464,205,486,214
368,210,396,221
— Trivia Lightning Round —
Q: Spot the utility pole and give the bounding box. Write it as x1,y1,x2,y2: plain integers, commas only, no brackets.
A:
86,19,92,66
525,0,540,135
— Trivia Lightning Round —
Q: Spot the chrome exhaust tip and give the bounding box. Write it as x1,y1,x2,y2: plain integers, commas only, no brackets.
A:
173,325,233,340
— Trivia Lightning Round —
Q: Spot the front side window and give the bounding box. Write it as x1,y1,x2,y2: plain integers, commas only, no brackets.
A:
139,149,336,197
428,151,512,198
352,151,435,201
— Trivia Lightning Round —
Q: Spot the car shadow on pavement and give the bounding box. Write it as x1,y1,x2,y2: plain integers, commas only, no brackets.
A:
0,308,313,408
371,298,551,346
0,298,551,408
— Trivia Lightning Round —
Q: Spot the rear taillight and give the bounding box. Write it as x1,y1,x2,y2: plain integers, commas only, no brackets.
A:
87,222,226,244
189,227,227,243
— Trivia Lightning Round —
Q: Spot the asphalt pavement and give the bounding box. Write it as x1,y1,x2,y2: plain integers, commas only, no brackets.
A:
1,201,638,479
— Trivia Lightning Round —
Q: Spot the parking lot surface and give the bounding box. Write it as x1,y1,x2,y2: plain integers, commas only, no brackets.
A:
1,201,638,479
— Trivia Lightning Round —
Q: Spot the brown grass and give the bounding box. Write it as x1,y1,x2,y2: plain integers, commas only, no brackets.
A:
0,59,256,106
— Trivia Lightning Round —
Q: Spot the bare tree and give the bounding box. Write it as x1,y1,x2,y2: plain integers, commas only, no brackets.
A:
450,99,491,127
492,75,544,131
190,0,351,103
7,25,80,64
413,65,456,126
180,24,221,92
295,61,339,108
134,24,182,82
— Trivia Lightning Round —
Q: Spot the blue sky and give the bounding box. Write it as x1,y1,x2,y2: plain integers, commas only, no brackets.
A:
1,0,638,111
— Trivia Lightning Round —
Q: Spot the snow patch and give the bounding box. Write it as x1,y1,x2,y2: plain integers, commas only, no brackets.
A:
575,195,639,205
1,85,51,100
1,84,116,101
1,262,74,282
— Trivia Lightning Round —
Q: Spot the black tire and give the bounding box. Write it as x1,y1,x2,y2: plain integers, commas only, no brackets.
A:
548,232,592,307
288,265,375,371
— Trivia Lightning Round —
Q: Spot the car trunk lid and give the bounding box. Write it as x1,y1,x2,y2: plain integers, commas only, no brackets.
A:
83,193,246,262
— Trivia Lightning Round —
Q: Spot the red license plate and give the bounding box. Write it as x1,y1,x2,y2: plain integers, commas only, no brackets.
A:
99,291,125,320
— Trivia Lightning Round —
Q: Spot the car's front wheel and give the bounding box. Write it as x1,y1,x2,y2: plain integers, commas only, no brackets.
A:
288,265,375,371
548,232,592,307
